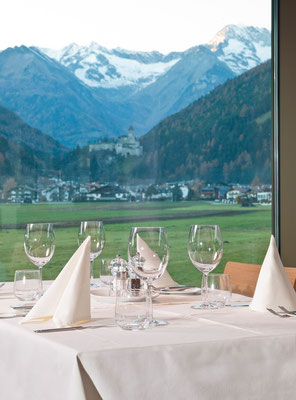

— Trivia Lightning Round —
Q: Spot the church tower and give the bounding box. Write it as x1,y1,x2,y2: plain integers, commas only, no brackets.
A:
128,126,135,140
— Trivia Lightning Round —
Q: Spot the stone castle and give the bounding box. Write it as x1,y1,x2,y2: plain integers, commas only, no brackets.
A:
89,126,143,157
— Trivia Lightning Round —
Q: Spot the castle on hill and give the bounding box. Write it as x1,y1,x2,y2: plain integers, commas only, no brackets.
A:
89,126,143,157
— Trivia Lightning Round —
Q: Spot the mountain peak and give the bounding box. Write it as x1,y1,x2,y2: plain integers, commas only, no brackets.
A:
208,25,270,48
207,25,271,75
208,25,230,50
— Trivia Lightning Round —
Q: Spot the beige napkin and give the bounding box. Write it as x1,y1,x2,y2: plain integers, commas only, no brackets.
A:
136,234,177,288
22,236,91,327
250,235,296,312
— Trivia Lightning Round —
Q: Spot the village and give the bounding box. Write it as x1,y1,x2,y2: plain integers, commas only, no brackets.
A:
1,178,272,206
0,126,272,205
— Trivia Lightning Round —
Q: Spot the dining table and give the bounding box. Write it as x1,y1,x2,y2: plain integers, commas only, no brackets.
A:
1,281,296,400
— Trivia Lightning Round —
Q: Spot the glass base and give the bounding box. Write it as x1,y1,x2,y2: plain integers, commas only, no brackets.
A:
90,280,103,288
117,318,150,330
150,319,168,327
191,303,218,310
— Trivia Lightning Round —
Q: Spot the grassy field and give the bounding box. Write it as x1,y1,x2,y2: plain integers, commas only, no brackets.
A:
0,201,272,284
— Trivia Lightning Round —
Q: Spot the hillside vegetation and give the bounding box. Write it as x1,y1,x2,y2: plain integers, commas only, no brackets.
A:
139,60,271,184
0,105,66,184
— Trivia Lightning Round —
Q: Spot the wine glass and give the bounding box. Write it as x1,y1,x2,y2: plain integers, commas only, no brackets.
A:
24,223,55,286
128,227,169,327
78,221,105,287
188,225,223,309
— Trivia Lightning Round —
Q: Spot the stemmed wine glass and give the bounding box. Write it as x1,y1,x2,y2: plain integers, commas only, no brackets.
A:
78,221,105,287
188,225,223,309
128,227,169,327
24,223,56,286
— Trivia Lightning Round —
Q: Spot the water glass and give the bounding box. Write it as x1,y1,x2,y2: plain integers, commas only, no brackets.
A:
13,270,42,303
100,258,117,294
100,258,114,285
115,287,150,330
202,273,232,308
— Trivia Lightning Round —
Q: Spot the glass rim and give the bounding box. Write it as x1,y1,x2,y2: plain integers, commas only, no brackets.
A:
189,224,221,229
80,220,104,224
14,269,41,275
26,222,54,227
130,226,165,231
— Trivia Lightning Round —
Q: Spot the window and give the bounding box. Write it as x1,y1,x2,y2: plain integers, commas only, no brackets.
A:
0,0,272,284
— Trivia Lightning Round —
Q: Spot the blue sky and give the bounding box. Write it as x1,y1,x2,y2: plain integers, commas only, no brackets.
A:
0,0,271,53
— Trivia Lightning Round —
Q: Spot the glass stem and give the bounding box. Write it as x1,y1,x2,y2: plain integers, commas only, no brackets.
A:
203,272,209,306
39,266,43,293
147,281,153,323
90,259,94,282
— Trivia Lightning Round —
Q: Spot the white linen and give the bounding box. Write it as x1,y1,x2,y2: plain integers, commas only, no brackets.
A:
22,236,91,327
2,282,296,400
136,233,177,288
250,235,296,312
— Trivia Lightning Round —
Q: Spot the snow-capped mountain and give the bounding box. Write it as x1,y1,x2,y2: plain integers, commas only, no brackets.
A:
208,25,271,74
0,25,271,148
41,43,181,90
41,25,270,92
0,45,126,147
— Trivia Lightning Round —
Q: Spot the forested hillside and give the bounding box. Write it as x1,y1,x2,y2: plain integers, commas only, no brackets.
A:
0,105,65,184
140,60,271,184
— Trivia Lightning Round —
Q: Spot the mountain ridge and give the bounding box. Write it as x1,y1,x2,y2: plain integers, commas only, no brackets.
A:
40,24,270,91
0,25,271,147
0,46,129,146
0,104,66,184
0,103,66,154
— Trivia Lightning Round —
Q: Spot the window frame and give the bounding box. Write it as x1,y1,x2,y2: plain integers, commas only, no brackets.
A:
272,0,279,247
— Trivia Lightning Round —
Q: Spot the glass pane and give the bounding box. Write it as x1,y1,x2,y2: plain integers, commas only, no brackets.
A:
0,1,272,285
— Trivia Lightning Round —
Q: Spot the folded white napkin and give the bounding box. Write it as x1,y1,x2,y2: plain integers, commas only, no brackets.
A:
136,234,177,288
250,235,296,312
22,236,91,327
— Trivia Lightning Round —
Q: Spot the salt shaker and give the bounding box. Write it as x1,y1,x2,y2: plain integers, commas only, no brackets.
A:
116,270,128,291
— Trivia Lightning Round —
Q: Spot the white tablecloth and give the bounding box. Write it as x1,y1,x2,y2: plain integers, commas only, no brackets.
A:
1,282,296,400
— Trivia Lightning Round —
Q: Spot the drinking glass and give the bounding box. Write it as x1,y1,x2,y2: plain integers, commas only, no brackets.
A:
188,225,223,309
128,226,169,327
115,287,150,330
78,221,105,286
13,269,42,303
203,273,231,308
100,258,114,286
100,258,116,294
24,223,55,284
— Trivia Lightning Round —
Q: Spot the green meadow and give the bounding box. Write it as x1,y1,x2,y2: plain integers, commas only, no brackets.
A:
0,201,272,284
